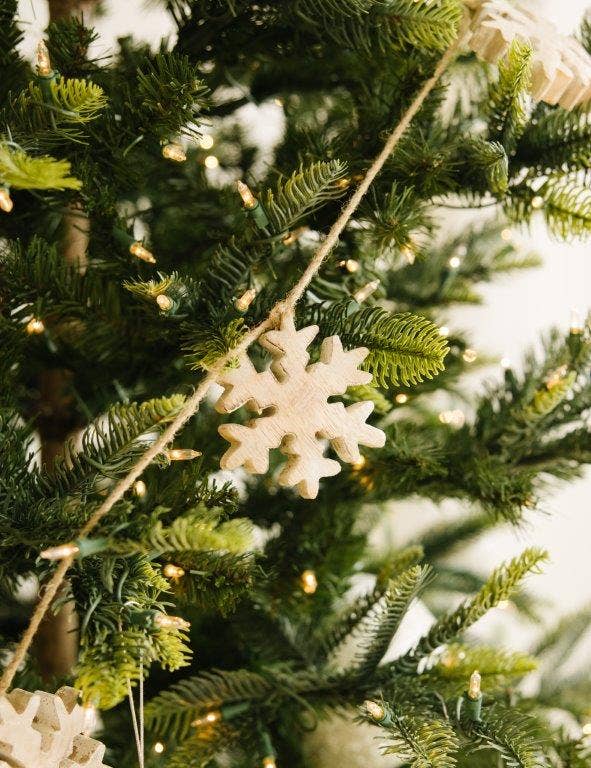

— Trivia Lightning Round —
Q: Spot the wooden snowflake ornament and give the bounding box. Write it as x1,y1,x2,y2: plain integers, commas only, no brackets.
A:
0,687,110,768
466,0,591,110
215,316,386,499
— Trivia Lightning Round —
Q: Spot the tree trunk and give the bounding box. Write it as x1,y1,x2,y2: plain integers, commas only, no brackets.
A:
48,0,99,21
33,6,93,671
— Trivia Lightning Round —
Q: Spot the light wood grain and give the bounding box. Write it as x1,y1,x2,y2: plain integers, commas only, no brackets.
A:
467,0,591,110
216,316,386,499
0,687,109,767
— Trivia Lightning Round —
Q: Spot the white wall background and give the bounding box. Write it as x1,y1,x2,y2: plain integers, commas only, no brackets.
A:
16,0,591,640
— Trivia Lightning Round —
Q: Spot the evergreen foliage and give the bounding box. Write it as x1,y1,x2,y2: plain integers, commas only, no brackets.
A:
1,1,591,767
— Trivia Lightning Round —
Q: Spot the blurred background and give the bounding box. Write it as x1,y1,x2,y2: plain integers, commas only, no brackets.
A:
15,0,591,649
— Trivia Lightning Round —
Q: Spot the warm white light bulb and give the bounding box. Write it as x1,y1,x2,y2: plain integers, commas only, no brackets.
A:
468,670,481,700
192,710,222,727
364,700,386,721
153,741,165,754
204,154,219,169
0,188,13,213
235,288,257,312
154,612,191,630
448,255,461,269
163,563,185,579
162,143,187,162
133,480,147,498
200,134,214,149
395,393,408,404
300,569,318,595
353,279,380,303
130,242,156,264
237,180,258,209
36,40,52,76
40,542,80,561
166,448,202,461
156,294,173,311
26,318,45,335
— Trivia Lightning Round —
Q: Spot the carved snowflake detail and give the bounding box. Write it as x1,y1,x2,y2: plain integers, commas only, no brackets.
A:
0,687,110,768
215,316,386,499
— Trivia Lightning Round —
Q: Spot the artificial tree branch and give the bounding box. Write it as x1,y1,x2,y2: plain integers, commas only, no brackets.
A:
0,20,468,697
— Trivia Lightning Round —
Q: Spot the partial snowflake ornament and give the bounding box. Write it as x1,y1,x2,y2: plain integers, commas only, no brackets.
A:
215,316,386,499
466,0,591,110
0,687,110,768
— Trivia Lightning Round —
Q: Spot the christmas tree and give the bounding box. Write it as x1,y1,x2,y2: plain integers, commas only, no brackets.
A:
2,0,591,765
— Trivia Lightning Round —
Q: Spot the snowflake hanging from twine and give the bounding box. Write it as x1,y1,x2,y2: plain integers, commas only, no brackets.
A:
215,316,386,499
0,687,110,768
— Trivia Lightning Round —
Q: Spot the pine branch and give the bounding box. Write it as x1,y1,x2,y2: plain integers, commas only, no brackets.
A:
36,395,186,499
396,548,547,668
263,160,348,234
0,145,81,190
471,706,546,768
145,669,274,740
353,565,431,676
49,77,107,122
362,702,459,768
487,40,532,153
312,304,449,386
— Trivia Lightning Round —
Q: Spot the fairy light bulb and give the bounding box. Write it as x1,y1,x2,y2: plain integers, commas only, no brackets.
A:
546,364,568,390
36,40,52,76
162,143,187,162
130,241,156,264
365,700,386,721
462,348,477,363
401,244,415,265
237,180,258,210
468,670,482,700
40,542,80,561
0,188,13,213
26,317,45,335
166,448,202,461
439,325,449,337
133,480,147,498
570,308,584,335
262,758,277,768
353,279,380,303
531,195,544,209
163,563,185,579
448,255,461,269
153,742,165,754
154,612,191,630
300,569,318,595
235,288,257,312
395,393,408,404
156,294,173,312
501,227,513,242
339,259,360,274
199,134,214,150
336,177,351,190
351,455,366,470
204,154,219,169
439,409,465,427
192,710,222,727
